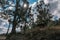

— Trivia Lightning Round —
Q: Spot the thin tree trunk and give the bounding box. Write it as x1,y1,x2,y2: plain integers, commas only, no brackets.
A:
6,23,10,35
11,14,16,34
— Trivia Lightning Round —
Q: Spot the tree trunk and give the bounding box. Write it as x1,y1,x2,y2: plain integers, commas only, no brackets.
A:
6,23,11,35
11,14,16,34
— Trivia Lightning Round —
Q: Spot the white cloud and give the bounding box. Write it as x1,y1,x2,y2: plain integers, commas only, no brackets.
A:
44,0,49,4
0,18,12,34
44,0,60,20
0,18,21,34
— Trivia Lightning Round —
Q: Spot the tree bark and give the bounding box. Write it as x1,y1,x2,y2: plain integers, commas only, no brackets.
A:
11,14,16,34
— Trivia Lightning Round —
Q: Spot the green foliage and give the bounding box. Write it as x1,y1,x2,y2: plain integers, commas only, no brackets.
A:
36,0,53,27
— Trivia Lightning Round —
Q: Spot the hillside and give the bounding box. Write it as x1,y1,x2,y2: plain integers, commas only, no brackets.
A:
5,26,60,40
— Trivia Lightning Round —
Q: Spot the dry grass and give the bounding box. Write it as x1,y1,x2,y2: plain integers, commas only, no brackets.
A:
0,25,60,40
0,36,6,40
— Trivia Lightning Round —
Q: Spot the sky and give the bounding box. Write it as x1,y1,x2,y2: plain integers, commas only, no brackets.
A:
0,0,38,34
0,0,60,34
44,0,60,20
28,0,37,4
31,0,60,20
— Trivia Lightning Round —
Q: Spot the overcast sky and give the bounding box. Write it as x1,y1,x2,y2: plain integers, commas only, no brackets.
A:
44,0,60,20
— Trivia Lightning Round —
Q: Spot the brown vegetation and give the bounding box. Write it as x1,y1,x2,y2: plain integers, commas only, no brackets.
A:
5,26,60,40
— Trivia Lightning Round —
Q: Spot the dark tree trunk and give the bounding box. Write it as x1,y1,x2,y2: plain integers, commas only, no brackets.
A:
11,14,16,34
6,23,10,35
11,0,19,34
